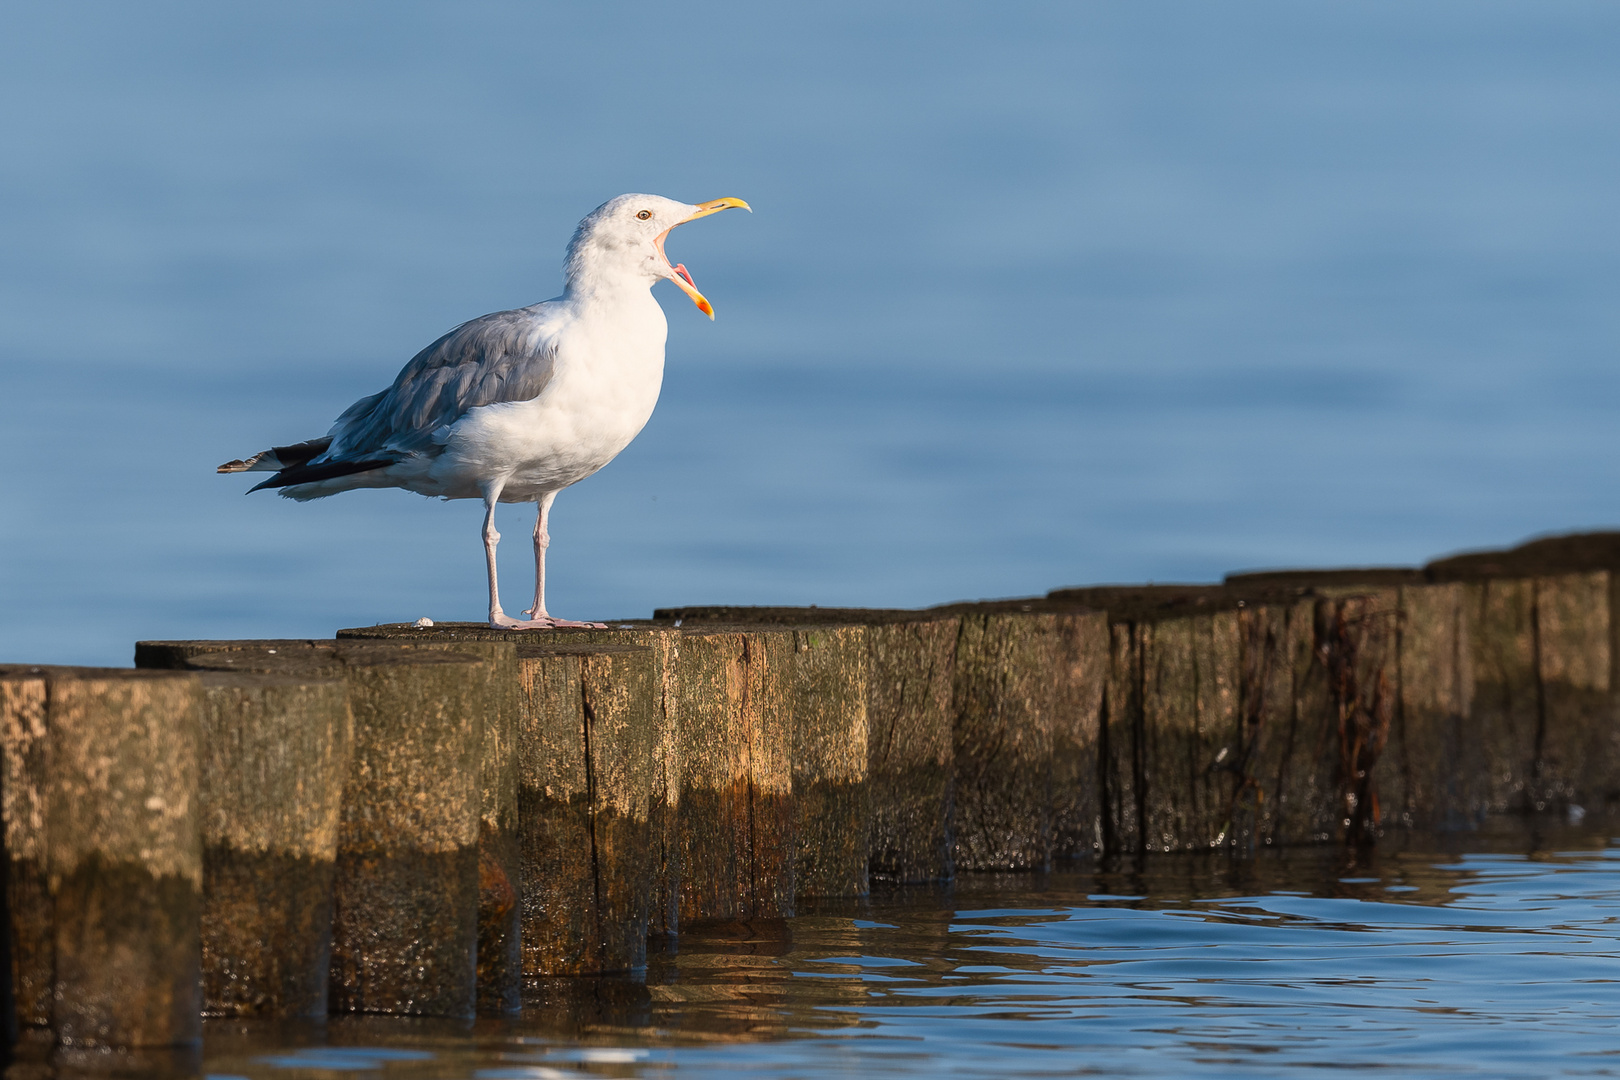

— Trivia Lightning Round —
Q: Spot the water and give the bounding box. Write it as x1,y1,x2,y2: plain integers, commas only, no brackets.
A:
5,3,1620,664
164,818,1620,1079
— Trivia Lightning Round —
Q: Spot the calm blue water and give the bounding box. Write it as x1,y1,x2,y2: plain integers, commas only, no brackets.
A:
188,820,1620,1079
5,2,1620,664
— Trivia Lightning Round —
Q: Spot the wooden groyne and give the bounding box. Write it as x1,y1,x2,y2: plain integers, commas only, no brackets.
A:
5,531,1620,1047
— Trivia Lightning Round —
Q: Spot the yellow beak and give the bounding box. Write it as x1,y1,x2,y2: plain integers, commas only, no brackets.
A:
660,197,750,319
680,196,752,224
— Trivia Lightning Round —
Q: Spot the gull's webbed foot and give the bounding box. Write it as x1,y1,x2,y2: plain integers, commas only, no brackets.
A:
489,612,608,630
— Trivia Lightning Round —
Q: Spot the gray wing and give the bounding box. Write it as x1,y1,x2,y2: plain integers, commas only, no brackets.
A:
324,305,556,462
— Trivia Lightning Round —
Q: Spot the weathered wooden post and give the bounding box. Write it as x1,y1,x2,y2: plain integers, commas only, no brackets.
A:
786,624,869,899
670,625,797,922
321,645,487,1017
512,643,657,975
654,607,956,884
1426,536,1620,816
516,626,682,939
861,618,957,883
917,604,1110,868
140,636,521,1013
516,618,864,920
340,622,686,942
928,604,1108,867
1137,610,1241,852
1048,582,1407,852
1453,576,1539,813
1262,594,1341,845
1426,570,1616,816
1524,572,1616,810
194,669,351,1017
1389,582,1479,828
0,666,202,1047
1232,595,1293,851
947,611,1059,870
1044,587,1232,856
662,604,1107,878
138,642,490,1018
1275,590,1401,845
1238,534,1620,825
1086,599,1240,854
1224,573,1470,836
1049,611,1108,860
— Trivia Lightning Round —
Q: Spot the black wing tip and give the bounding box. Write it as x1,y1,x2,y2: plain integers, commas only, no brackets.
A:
249,458,395,492
272,437,333,465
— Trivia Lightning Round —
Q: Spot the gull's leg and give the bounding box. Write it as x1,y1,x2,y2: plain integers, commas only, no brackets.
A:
523,490,558,619
486,489,604,630
482,483,514,628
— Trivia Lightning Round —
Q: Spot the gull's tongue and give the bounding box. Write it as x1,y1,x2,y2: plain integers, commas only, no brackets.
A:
674,263,697,289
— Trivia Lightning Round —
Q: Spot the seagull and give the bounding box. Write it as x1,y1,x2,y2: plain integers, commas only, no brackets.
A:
219,193,749,629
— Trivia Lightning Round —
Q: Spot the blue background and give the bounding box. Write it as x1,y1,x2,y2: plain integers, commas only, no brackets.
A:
4,2,1618,664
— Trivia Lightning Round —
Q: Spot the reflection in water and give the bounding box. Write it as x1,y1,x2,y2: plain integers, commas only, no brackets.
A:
22,815,1620,1079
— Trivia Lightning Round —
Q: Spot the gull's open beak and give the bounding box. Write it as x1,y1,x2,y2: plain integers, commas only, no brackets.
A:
681,196,752,223
656,197,751,319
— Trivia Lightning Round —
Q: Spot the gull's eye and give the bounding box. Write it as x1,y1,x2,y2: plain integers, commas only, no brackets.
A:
635,209,653,221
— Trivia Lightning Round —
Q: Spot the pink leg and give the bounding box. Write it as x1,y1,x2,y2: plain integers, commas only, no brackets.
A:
481,484,512,627
523,491,557,619
486,489,604,630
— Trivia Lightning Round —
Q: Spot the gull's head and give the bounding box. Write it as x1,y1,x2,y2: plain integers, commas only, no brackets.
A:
564,193,750,318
